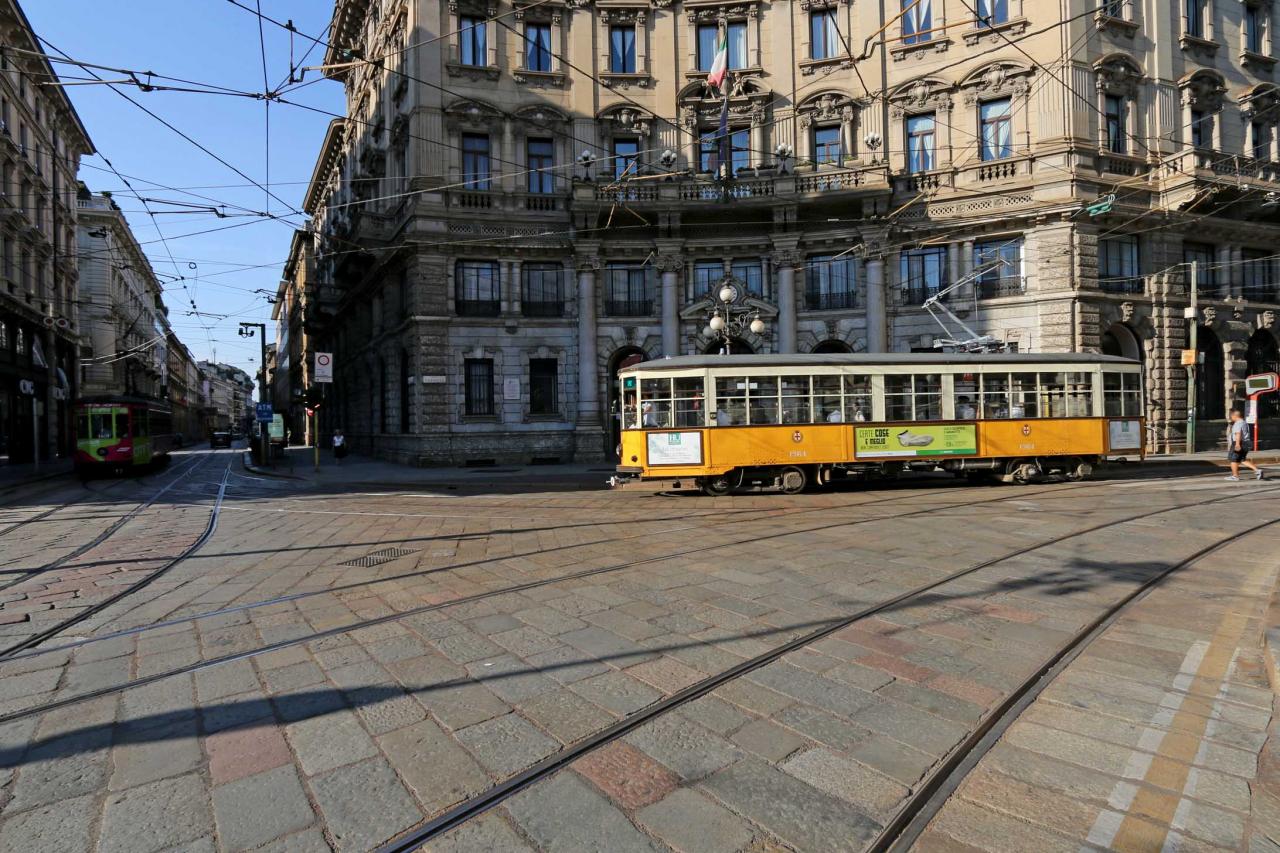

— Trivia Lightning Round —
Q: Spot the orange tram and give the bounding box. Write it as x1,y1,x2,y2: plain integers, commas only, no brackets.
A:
613,353,1145,496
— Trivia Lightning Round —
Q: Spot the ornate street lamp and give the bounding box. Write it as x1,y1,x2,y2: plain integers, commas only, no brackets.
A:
703,276,766,354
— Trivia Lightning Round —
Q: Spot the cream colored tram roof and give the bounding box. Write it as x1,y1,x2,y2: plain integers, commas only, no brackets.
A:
620,353,1140,374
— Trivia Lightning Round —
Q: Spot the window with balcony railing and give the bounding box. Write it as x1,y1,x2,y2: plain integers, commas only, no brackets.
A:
974,238,1025,298
455,260,501,316
900,247,946,304
1104,95,1127,154
604,263,654,315
976,0,1009,27
1099,235,1143,293
906,113,936,172
521,263,564,317
1243,249,1278,302
805,254,856,310
979,98,1013,161
462,133,491,190
1183,242,1217,293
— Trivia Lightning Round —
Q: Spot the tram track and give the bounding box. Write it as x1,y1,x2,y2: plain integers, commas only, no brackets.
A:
0,458,231,659
372,483,1280,852
4,474,1109,668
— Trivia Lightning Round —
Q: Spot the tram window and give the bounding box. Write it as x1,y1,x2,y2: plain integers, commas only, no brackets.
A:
77,415,89,439
1010,373,1038,418
955,374,978,419
780,375,810,424
1039,372,1066,418
136,412,149,438
640,378,672,427
715,376,748,425
115,413,130,438
846,375,871,422
1104,372,1142,416
749,376,779,425
814,374,843,422
885,375,913,421
915,374,943,420
982,374,1010,418
673,377,705,426
1066,372,1093,416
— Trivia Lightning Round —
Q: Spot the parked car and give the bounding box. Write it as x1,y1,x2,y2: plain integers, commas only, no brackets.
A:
210,431,232,448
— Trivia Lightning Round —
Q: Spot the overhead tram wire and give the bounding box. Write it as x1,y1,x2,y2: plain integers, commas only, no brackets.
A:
255,0,273,215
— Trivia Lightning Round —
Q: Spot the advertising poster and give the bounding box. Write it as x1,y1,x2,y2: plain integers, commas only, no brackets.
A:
647,431,703,465
855,424,977,458
1107,419,1142,450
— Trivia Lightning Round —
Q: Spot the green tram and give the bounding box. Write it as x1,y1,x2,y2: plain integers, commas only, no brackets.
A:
73,396,176,476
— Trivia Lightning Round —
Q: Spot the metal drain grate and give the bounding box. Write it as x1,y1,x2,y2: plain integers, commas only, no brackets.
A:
340,547,417,568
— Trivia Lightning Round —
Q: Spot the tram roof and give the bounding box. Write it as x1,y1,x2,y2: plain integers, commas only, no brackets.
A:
619,353,1141,373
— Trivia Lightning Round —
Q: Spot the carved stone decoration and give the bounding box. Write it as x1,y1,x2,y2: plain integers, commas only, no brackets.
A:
960,61,1034,106
1203,305,1218,325
1094,54,1143,97
599,105,656,138
654,253,683,273
1120,301,1136,323
1179,70,1227,110
796,92,855,129
1263,310,1277,330
1241,84,1280,125
575,256,602,272
888,77,953,119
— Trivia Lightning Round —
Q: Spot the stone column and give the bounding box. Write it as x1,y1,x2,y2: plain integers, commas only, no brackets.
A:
866,257,887,353
750,107,766,169
501,118,516,193
960,239,975,299
947,242,962,293
657,252,683,356
774,248,799,354
576,257,601,427
1229,246,1243,298
509,259,522,315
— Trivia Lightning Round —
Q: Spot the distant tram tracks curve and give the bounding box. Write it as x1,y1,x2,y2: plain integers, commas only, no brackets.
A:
0,460,231,659
373,484,1280,852
0,453,214,593
6,475,1113,668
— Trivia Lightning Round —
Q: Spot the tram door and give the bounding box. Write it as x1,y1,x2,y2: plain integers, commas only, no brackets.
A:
609,349,645,460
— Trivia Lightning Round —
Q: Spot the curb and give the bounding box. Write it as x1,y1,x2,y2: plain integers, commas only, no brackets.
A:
240,452,305,481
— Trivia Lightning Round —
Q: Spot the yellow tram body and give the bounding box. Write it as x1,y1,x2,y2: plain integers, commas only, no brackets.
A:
615,353,1145,494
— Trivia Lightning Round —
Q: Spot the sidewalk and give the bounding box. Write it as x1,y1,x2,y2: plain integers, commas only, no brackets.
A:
0,458,74,495
241,445,618,490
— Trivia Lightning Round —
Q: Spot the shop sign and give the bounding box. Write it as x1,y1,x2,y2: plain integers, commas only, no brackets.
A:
855,424,977,458
18,379,35,396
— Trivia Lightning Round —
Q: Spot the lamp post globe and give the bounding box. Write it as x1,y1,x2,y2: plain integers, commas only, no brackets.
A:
709,313,726,332
718,284,737,304
750,317,766,335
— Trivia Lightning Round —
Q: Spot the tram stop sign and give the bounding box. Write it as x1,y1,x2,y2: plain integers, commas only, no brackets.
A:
256,402,273,423
1246,373,1279,396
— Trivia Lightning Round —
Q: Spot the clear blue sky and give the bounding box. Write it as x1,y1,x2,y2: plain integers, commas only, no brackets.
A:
24,0,345,379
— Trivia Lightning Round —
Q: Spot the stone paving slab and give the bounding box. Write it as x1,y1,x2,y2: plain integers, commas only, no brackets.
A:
0,471,1273,851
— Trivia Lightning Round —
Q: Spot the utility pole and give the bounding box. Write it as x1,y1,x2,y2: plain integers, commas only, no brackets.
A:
239,322,269,467
1185,260,1198,454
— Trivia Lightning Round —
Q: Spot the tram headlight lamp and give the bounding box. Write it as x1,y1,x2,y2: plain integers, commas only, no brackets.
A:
708,313,725,332
749,317,766,335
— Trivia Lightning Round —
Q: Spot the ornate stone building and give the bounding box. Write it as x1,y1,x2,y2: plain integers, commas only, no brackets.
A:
0,0,93,464
301,0,1280,463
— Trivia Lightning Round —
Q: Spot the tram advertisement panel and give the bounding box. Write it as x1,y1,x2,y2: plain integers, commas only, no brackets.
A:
855,425,977,458
647,431,703,465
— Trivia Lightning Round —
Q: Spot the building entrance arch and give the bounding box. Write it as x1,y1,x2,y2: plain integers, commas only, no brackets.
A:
608,347,646,459
703,337,754,355
1100,323,1143,361
812,340,853,354
1197,326,1225,420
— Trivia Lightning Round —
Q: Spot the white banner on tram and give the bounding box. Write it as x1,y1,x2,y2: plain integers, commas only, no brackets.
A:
647,431,703,465
1108,419,1142,450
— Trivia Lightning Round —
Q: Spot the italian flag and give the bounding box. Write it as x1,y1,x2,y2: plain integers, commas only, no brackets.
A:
706,31,729,90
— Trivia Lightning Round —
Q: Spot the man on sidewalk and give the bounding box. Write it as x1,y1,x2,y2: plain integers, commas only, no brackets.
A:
1225,408,1264,481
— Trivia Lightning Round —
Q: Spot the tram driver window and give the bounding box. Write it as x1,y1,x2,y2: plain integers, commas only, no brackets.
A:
640,378,672,427
1104,372,1142,416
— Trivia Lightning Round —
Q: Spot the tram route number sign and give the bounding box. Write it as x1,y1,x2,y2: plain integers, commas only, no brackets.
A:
647,431,702,466
314,352,334,383
855,425,977,458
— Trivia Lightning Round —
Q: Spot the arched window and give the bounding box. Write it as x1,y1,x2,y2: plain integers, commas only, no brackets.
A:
703,337,754,355
812,340,853,354
1101,322,1143,361
1196,326,1224,420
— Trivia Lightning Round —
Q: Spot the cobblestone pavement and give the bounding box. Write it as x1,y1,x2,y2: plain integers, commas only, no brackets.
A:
0,463,1277,852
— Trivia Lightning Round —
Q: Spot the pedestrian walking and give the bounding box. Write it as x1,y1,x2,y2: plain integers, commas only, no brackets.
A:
332,428,347,465
1224,408,1263,481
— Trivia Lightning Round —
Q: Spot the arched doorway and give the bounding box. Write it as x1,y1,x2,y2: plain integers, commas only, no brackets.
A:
608,347,646,459
1248,329,1280,417
703,337,754,355
1100,323,1143,361
1196,327,1225,420
812,340,853,354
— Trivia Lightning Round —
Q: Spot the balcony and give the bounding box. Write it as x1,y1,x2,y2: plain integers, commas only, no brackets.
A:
1243,283,1280,304
455,299,501,317
977,276,1027,299
1098,275,1145,295
577,163,891,210
444,188,569,215
521,300,565,318
603,299,653,317
804,290,857,311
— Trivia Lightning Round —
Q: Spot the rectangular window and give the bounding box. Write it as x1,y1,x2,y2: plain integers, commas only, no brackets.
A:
976,0,1009,26
610,25,636,73
979,98,1013,161
1104,372,1142,417
612,138,639,180
525,23,552,71
522,263,564,316
811,9,840,59
902,0,932,43
1190,109,1212,149
906,113,936,172
461,133,491,190
697,24,719,71
1253,122,1270,161
727,21,748,69
1243,249,1276,301
1183,241,1217,293
974,238,1024,298
604,264,653,315
900,247,946,304
731,259,763,296
460,16,487,66
1099,235,1141,293
1184,0,1203,38
1100,0,1124,19
529,359,558,415
1246,5,1265,53
1105,95,1127,154
805,255,856,310
693,261,723,294
455,260,501,316
884,374,943,421
698,129,749,175
814,125,842,165
526,138,554,193
464,359,495,416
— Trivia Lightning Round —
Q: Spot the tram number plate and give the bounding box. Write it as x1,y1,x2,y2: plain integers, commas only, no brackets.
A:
855,425,977,458
647,431,703,465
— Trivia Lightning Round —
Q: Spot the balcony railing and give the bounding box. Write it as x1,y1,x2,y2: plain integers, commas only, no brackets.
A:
902,286,942,306
804,290,857,311
1243,284,1280,303
582,164,890,206
603,299,653,316
977,276,1027,299
1099,276,1145,294
521,300,564,317
456,299,501,317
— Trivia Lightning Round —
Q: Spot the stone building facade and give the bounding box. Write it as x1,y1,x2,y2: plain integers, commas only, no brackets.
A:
0,0,93,463
199,361,254,434
301,0,1280,464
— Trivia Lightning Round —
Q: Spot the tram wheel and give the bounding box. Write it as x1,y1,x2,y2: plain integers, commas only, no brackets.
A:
700,472,736,496
778,466,808,495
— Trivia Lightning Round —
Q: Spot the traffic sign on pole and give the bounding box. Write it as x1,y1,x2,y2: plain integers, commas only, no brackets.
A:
256,402,273,422
315,352,334,383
